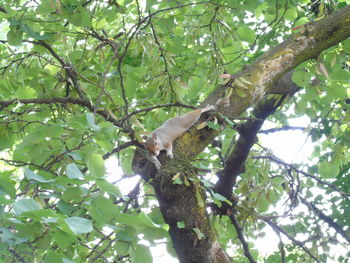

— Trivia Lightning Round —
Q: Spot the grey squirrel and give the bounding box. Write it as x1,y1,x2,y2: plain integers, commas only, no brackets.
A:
145,105,215,169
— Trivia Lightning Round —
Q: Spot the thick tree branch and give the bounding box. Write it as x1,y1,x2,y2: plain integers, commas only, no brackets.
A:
213,94,286,200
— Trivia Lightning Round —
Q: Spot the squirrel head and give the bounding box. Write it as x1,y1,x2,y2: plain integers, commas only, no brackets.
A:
145,133,161,156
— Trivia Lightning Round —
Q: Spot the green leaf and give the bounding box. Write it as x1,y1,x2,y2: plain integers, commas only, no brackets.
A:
22,209,57,219
43,251,62,263
325,85,347,99
329,69,349,81
7,29,23,46
146,0,157,10
177,221,185,229
120,148,134,175
52,231,76,249
193,227,205,240
237,26,256,43
195,188,204,208
15,86,36,99
96,178,122,197
64,217,93,235
285,7,298,21
132,244,152,263
294,17,309,27
90,195,120,224
207,120,221,131
87,153,105,177
212,192,232,206
0,172,16,198
257,197,270,213
38,0,60,14
292,70,312,86
318,161,339,179
86,113,100,131
61,187,84,203
342,39,350,53
66,163,84,179
115,241,130,256
25,168,55,183
66,6,92,27
0,127,15,149
13,199,41,215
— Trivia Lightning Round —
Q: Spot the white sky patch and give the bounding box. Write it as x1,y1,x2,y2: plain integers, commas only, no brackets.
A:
260,115,313,163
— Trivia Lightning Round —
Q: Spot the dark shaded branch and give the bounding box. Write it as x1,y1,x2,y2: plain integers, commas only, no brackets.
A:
262,218,320,263
299,196,350,244
213,95,284,200
260,126,306,134
229,212,257,263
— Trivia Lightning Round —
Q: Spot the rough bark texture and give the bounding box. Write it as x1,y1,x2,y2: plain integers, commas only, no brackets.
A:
134,6,350,263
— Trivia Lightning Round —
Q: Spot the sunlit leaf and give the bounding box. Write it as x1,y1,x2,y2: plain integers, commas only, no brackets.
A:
64,217,93,235
13,199,41,215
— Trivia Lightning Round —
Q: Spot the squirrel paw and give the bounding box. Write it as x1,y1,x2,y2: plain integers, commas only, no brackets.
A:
167,152,174,159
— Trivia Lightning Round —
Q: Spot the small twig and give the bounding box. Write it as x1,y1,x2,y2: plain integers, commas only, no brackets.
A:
262,218,320,263
254,155,350,197
229,212,257,263
150,19,175,96
7,248,28,263
79,242,110,262
299,196,350,244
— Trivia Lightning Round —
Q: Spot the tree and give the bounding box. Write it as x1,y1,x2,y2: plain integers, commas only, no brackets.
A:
0,0,349,262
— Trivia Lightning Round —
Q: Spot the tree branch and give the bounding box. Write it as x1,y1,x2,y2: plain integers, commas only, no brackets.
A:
260,126,306,134
213,72,299,206
24,40,86,99
262,218,320,263
229,212,257,263
254,155,350,197
299,196,350,244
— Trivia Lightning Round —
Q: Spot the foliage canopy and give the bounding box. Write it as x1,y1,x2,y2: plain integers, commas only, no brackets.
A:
0,0,349,262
